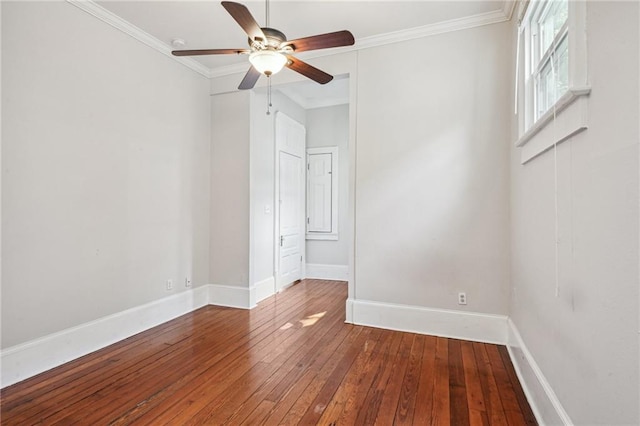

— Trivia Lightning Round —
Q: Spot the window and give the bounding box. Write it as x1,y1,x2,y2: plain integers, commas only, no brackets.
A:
528,0,569,121
516,0,590,162
306,147,338,241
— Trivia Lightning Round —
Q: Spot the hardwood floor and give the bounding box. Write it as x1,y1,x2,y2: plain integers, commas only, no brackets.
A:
1,279,536,425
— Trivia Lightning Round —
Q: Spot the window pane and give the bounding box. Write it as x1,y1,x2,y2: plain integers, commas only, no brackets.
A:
538,0,568,57
536,35,569,118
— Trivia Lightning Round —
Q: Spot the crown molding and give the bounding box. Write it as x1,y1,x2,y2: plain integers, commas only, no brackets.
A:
68,0,513,80
502,0,517,21
353,8,510,52
67,0,212,78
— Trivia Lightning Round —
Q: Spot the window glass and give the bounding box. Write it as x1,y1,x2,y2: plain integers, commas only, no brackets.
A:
531,0,569,120
538,0,568,59
536,35,568,117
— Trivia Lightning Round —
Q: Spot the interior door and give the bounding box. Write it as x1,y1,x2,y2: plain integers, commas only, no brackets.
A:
275,113,305,291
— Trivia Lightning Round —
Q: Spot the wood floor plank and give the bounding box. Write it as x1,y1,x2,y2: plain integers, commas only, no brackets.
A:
329,329,395,426
191,300,347,424
373,332,415,424
295,326,373,425
394,333,425,424
0,280,537,426
412,334,438,424
498,345,538,425
432,336,451,425
461,340,489,426
277,325,366,425
131,284,344,426
315,327,385,425
352,330,404,425
485,343,529,425
449,339,470,426
474,342,508,426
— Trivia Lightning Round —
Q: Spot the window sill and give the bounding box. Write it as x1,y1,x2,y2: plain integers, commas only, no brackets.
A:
306,233,338,241
515,87,591,164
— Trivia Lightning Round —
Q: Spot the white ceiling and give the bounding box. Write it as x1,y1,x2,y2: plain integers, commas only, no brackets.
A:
96,1,507,70
92,0,510,107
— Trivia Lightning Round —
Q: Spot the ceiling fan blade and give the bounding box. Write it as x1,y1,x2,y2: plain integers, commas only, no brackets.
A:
221,1,266,43
238,66,262,90
283,30,355,53
172,48,249,57
285,56,333,85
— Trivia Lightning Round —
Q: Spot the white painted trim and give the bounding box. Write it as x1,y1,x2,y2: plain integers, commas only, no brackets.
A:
345,298,355,323
305,233,338,241
208,284,252,309
507,319,574,425
250,276,276,306
306,146,339,239
350,299,508,345
516,88,591,164
355,9,509,52
305,263,349,281
66,0,211,78
502,0,517,21
0,286,209,388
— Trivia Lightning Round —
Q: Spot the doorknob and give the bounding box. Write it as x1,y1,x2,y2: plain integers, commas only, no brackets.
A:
280,235,284,246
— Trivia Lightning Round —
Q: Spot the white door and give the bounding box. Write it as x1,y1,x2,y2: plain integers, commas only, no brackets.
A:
275,113,305,291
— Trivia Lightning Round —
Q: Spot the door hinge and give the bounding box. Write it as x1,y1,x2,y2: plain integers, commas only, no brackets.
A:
307,217,310,224
307,163,310,170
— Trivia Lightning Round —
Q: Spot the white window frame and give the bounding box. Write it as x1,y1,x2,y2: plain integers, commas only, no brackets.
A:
515,0,590,163
306,146,339,241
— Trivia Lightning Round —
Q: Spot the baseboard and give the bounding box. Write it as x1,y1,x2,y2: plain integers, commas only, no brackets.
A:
305,263,348,281
0,286,209,388
208,283,252,309
507,319,572,425
250,276,275,306
349,299,508,344
345,298,355,323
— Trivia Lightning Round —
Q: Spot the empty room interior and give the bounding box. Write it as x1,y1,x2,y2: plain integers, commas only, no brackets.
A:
1,0,639,424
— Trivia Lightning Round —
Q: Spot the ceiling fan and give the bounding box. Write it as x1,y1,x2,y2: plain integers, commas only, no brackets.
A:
171,1,355,90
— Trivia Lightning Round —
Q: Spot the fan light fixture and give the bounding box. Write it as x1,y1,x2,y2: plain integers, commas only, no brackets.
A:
249,50,287,76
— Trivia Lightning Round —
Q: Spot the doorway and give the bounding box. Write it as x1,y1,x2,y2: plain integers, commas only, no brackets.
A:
274,112,305,291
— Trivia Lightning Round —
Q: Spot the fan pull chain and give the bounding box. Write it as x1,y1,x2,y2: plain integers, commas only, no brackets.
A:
266,76,272,115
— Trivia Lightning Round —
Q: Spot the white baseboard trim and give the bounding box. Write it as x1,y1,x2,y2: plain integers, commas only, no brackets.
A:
349,299,508,344
208,284,252,309
0,286,209,388
507,319,573,425
305,263,348,281
345,298,355,323
250,276,275,306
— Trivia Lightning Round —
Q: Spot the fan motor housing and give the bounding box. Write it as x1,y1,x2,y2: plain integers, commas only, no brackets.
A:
250,27,287,50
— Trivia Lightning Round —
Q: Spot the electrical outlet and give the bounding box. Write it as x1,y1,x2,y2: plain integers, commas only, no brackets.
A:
185,277,192,288
167,279,173,291
458,292,467,305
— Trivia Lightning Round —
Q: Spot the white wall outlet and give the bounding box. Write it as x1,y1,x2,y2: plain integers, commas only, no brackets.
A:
185,277,192,288
458,292,467,305
166,279,173,291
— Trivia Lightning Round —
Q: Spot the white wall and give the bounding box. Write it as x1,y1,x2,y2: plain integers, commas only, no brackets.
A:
355,22,512,315
509,2,639,424
210,91,250,287
1,2,210,348
305,105,349,267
